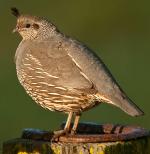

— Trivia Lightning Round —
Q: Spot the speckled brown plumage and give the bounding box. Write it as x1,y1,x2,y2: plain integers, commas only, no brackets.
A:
12,8,144,137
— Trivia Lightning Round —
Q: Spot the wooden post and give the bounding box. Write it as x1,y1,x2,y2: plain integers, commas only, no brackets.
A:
3,123,150,154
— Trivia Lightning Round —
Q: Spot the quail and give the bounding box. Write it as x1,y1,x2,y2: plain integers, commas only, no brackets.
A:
11,8,144,137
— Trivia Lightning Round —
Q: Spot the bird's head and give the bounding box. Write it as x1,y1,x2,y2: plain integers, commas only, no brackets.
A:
11,7,57,40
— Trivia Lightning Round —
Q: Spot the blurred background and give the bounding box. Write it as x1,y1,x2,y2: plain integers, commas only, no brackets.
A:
0,0,150,147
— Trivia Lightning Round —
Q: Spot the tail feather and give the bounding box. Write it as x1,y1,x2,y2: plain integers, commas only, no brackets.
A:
96,93,144,117
113,97,144,117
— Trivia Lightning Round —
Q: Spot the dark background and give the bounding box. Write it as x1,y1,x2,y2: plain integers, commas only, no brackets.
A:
0,0,150,148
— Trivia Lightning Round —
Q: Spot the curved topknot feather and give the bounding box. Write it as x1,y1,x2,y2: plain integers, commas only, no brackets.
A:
11,7,20,17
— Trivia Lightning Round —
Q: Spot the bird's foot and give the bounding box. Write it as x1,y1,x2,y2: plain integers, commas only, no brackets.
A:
71,129,76,135
52,129,69,141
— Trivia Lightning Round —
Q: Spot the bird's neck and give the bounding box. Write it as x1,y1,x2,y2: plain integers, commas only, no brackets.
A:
35,24,61,41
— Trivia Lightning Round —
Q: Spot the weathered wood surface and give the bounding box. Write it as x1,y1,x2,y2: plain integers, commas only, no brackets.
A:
3,137,150,154
3,123,150,154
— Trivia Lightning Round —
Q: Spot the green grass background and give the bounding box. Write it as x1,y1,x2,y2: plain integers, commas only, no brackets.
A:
0,0,150,148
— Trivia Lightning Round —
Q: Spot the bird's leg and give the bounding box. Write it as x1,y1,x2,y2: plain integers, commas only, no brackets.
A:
53,112,73,139
71,114,81,135
64,111,73,132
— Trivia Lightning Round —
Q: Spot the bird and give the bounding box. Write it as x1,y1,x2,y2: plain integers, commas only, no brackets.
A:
11,7,144,138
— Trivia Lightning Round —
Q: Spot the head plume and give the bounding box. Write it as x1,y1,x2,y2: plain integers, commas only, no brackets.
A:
11,7,20,17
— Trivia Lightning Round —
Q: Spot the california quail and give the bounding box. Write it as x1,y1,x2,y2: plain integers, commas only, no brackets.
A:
11,8,144,137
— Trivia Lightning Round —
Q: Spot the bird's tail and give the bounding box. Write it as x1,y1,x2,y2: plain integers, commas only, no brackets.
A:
96,93,144,117
114,97,144,117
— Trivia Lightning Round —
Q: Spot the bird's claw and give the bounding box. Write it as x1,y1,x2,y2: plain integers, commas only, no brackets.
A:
71,129,76,135
52,129,68,141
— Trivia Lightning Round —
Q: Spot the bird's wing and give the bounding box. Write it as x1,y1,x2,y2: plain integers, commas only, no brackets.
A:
65,39,144,116
23,40,97,95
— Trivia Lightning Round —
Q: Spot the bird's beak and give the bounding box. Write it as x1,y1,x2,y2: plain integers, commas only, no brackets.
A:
12,26,18,33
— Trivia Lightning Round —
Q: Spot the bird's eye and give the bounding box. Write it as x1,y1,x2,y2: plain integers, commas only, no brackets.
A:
25,24,31,28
